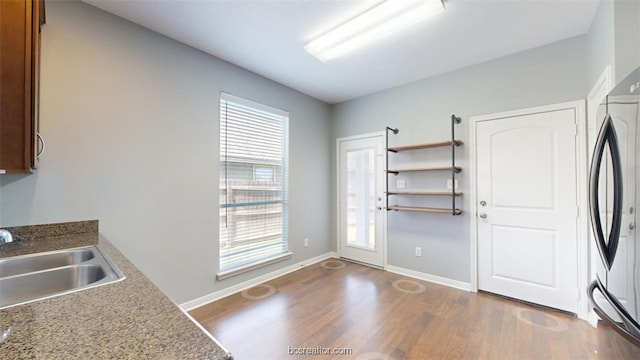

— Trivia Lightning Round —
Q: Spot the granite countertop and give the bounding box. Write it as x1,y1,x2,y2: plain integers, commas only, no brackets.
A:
0,221,231,359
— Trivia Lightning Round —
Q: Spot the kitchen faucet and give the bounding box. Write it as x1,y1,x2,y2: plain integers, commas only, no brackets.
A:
0,229,13,344
0,229,14,249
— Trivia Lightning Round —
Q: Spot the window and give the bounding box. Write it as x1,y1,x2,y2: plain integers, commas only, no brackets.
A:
254,166,275,182
218,93,289,278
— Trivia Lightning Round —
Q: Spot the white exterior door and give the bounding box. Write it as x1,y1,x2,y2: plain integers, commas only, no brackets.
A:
476,106,580,313
337,133,385,267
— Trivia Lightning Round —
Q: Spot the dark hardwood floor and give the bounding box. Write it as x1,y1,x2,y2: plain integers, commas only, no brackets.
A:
190,260,640,359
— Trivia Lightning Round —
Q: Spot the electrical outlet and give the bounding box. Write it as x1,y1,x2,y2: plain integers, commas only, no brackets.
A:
415,247,422,257
304,238,309,248
447,179,459,190
397,179,406,189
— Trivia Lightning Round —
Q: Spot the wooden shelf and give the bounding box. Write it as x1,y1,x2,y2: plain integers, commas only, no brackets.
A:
387,166,462,174
384,117,463,216
387,206,463,215
387,191,462,196
387,140,463,152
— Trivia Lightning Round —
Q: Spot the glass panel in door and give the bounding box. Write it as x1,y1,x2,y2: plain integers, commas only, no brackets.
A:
346,147,376,250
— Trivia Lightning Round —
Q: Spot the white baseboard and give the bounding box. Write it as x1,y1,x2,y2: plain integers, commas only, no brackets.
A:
385,265,471,292
180,252,338,311
588,310,600,328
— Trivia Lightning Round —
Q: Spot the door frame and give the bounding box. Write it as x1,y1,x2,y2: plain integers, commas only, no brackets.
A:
336,131,387,268
585,66,613,326
469,100,588,319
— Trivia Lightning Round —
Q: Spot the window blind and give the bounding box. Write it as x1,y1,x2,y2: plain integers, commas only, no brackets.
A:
219,93,289,272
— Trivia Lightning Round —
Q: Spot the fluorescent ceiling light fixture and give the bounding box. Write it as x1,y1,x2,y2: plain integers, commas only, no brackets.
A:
305,0,445,62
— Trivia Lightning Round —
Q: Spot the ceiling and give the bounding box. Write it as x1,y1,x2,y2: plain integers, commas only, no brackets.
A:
83,0,600,104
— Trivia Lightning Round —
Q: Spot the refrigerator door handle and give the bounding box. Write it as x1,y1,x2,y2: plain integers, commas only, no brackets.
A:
588,114,624,270
588,276,640,346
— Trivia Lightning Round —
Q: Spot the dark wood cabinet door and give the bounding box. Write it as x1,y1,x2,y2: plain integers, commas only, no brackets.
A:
0,0,44,173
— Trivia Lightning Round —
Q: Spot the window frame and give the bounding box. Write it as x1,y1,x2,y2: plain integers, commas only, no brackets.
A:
217,92,290,280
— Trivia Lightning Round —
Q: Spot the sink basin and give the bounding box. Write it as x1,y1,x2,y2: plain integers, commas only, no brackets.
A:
0,265,107,308
0,246,125,310
0,248,94,278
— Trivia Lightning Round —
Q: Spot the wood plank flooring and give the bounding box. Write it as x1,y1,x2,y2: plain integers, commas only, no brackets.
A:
190,260,640,359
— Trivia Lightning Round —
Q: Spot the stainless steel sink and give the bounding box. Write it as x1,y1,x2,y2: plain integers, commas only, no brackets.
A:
0,248,94,277
0,246,125,309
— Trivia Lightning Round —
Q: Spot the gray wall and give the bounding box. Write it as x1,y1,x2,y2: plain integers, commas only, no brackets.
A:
587,0,615,88
331,36,588,283
0,1,332,304
587,0,640,89
614,0,640,82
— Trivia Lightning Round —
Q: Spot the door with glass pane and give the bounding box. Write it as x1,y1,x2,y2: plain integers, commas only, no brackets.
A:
338,133,384,267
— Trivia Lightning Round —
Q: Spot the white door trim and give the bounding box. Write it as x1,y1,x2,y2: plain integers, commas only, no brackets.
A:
469,100,588,318
336,131,387,269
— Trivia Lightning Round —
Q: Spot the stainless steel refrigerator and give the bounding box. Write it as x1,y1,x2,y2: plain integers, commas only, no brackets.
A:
588,66,640,346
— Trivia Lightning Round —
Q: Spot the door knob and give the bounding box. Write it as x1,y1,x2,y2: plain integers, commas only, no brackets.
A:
631,223,636,230
480,201,487,207
479,213,487,219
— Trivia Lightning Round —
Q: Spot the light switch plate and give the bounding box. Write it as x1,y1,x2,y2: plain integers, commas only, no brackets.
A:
397,179,406,189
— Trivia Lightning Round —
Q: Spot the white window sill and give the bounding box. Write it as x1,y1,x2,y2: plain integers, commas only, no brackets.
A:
216,252,292,280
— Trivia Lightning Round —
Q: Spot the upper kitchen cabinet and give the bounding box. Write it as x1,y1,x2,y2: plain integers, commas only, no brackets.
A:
0,0,45,174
